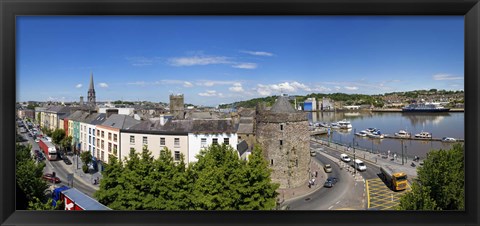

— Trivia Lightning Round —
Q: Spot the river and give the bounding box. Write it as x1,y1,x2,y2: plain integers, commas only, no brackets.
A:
309,111,464,158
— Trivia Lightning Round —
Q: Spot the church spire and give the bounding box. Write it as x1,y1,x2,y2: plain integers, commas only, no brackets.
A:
89,72,95,90
87,72,96,107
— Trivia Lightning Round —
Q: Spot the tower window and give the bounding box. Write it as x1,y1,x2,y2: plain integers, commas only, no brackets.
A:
280,125,283,131
280,140,283,146
271,159,273,166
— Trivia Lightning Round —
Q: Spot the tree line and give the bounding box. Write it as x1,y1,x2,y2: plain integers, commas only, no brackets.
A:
94,144,279,210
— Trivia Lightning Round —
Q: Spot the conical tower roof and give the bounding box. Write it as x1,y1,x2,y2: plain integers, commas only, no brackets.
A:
89,72,95,90
270,95,296,113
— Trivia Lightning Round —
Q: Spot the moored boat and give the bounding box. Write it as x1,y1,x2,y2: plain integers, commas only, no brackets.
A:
415,131,432,139
337,119,352,129
355,130,368,137
394,130,411,138
442,137,456,142
402,102,450,112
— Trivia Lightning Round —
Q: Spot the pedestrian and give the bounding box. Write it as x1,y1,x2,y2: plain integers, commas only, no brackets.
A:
394,153,397,160
312,178,316,185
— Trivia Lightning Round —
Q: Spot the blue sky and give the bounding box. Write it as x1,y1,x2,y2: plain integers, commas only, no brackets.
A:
17,16,464,106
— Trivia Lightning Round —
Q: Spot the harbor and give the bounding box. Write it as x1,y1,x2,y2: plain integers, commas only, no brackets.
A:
308,111,464,158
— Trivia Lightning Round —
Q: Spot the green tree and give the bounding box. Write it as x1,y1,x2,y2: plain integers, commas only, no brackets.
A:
51,129,66,144
94,154,126,210
398,144,464,210
28,197,63,210
80,150,93,168
16,144,49,209
236,145,279,210
61,135,73,152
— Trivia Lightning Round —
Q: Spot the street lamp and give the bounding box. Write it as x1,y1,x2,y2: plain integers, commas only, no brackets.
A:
353,128,356,175
405,145,408,163
401,139,404,165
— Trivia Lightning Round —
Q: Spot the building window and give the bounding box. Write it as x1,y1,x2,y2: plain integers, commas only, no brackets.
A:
113,144,117,155
101,131,105,138
101,151,104,161
97,130,100,136
201,138,207,147
160,137,165,146
174,151,180,161
143,136,148,145
212,138,218,145
108,132,112,141
101,140,104,149
108,143,112,153
271,159,273,166
114,134,118,142
280,124,283,131
89,128,91,134
97,138,100,147
93,138,95,146
93,129,95,136
160,149,166,156
224,138,229,145
89,136,91,144
130,135,135,144
280,140,283,146
174,138,180,147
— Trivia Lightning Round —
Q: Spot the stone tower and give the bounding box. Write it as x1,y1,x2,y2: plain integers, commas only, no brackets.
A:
169,94,185,119
255,95,310,189
87,72,96,106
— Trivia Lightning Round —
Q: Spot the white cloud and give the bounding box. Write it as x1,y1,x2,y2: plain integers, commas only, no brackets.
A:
168,56,230,66
344,86,359,91
255,81,312,96
241,50,274,57
183,82,193,87
232,63,257,69
99,83,109,88
229,83,244,92
432,74,463,81
196,80,238,87
75,84,83,88
199,90,220,97
334,86,341,91
127,81,147,86
312,86,332,92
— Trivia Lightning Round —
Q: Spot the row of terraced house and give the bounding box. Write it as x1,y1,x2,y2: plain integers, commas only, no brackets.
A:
33,106,245,166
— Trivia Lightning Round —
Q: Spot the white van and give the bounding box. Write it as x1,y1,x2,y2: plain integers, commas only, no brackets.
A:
340,154,351,162
310,150,317,157
354,159,367,171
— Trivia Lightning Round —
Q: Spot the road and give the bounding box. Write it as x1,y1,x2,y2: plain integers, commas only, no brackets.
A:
285,143,366,210
20,130,97,197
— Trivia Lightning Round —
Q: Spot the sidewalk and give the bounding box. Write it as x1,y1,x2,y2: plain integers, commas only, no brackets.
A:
66,155,103,190
312,137,418,180
277,155,327,205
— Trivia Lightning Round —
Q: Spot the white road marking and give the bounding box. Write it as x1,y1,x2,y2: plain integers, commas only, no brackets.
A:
336,201,340,205
328,206,334,210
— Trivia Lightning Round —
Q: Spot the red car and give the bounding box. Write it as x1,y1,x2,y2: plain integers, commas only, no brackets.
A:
42,173,61,183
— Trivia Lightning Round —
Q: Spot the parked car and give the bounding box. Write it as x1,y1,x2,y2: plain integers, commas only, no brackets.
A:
63,156,72,165
42,173,61,183
340,154,351,162
323,177,338,188
323,164,332,173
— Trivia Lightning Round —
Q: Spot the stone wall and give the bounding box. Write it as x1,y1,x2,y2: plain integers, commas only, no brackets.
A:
256,115,310,189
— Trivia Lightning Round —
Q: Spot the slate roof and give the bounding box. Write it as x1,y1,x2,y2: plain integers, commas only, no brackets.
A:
270,96,296,113
123,119,236,134
101,114,141,129
237,123,254,134
237,140,250,157
90,113,107,125
65,110,86,121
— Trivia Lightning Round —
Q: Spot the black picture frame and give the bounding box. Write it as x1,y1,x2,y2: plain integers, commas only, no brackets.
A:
1,0,478,226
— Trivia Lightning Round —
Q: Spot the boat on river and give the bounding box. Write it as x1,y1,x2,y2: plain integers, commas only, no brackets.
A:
415,131,432,139
442,137,456,142
367,129,384,139
355,130,368,137
394,130,411,138
402,102,450,112
337,119,352,129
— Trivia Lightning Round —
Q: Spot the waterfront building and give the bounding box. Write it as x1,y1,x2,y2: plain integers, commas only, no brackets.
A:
255,95,310,189
303,98,317,111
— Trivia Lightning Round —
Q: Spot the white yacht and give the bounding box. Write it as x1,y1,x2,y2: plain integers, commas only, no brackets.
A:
394,130,411,138
337,119,352,129
442,137,456,142
415,131,432,139
355,130,368,137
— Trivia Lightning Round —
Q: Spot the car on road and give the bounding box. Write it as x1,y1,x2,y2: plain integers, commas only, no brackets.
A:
63,156,72,165
323,177,338,188
323,164,332,173
310,150,317,157
340,154,351,162
354,159,367,171
42,173,61,183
